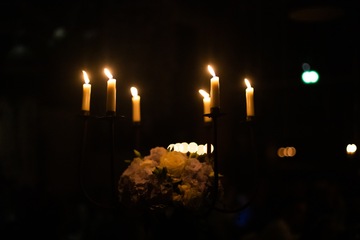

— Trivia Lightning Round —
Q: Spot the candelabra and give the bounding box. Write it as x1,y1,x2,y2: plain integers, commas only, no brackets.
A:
79,105,258,216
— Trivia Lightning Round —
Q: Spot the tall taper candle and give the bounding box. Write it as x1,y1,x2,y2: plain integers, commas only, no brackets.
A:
245,78,254,117
199,89,211,122
208,65,220,109
82,70,91,112
104,68,116,113
130,87,141,123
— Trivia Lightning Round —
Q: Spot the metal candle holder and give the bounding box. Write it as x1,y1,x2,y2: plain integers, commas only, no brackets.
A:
204,107,225,209
204,108,257,213
79,111,123,209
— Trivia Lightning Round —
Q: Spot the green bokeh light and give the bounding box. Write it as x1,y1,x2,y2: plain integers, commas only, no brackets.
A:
302,70,319,84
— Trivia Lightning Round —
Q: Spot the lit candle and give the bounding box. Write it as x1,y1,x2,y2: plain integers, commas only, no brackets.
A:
104,68,116,113
81,70,91,112
208,65,220,109
130,87,141,123
245,78,255,117
199,89,211,122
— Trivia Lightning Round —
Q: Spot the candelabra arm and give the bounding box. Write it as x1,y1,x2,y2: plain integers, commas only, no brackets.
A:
79,113,123,209
109,116,117,203
203,107,225,213
214,117,259,214
133,122,141,150
203,109,259,214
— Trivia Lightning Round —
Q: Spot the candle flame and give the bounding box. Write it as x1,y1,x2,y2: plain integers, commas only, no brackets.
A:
82,70,90,84
130,87,138,97
199,89,209,98
207,65,216,77
245,78,251,88
104,68,113,79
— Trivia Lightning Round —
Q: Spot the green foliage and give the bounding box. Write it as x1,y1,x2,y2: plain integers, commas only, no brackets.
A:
123,149,143,164
153,167,168,181
133,149,142,158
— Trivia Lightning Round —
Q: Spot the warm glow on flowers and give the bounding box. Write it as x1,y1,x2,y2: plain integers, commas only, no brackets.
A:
159,151,187,177
118,146,219,210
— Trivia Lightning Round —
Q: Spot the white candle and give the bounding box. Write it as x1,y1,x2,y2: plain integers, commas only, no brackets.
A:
81,70,91,112
130,87,141,123
208,65,220,109
245,78,254,117
104,68,116,113
199,89,211,122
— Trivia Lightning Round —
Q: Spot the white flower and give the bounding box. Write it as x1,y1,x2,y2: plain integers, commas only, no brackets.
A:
118,146,219,210
144,146,168,163
122,157,158,185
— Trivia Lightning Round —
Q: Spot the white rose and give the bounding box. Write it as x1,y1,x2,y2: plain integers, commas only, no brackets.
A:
159,151,187,177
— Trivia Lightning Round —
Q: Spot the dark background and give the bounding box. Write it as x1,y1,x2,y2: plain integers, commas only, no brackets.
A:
0,0,359,239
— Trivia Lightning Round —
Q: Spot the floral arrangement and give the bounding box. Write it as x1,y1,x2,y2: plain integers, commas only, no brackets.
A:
118,146,220,211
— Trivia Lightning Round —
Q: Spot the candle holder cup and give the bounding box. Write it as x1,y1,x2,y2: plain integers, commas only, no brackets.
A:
106,110,117,117
82,110,90,116
246,115,255,122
